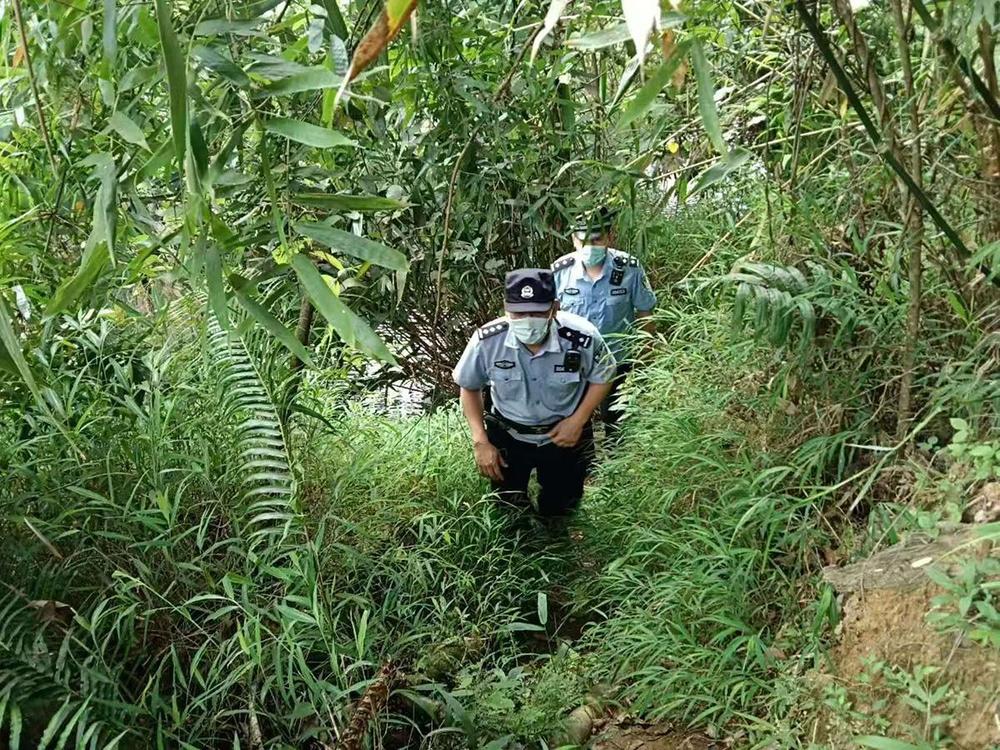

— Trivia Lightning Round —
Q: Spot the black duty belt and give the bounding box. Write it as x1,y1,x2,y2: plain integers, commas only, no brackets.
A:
487,410,558,435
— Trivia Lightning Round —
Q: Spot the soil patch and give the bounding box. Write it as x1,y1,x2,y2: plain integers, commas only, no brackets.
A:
819,583,1000,749
591,722,717,750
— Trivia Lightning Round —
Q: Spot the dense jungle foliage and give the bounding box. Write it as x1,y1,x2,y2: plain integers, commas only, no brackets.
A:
1,0,999,747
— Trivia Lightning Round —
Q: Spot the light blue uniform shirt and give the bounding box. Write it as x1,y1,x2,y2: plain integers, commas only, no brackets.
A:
552,248,657,362
452,310,617,445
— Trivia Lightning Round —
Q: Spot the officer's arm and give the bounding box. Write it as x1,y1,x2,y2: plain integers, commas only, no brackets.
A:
571,381,614,423
459,388,490,445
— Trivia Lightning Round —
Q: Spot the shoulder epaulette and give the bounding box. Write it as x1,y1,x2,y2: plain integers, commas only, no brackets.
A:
557,325,593,349
612,252,640,269
551,254,576,272
478,318,509,340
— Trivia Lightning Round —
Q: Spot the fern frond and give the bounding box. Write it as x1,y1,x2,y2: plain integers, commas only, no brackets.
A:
207,317,301,549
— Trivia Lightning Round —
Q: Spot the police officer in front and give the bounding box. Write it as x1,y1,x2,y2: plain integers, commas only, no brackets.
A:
453,269,616,517
552,207,657,435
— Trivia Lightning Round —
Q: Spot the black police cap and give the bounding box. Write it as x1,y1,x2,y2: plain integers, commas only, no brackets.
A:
504,268,556,312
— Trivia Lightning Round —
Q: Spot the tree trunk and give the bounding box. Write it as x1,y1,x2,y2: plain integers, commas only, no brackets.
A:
891,0,924,441
977,21,1000,243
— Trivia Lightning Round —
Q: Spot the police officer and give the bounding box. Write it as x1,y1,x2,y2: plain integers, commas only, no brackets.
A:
552,207,656,434
453,269,616,516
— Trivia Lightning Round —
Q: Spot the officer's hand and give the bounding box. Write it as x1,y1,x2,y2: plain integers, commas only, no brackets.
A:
547,417,585,448
474,440,507,481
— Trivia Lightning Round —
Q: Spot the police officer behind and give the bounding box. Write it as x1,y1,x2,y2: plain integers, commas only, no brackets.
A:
453,269,616,516
552,207,656,433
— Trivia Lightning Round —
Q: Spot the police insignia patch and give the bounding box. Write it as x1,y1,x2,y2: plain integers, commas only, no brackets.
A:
494,360,515,369
478,319,509,339
563,287,580,295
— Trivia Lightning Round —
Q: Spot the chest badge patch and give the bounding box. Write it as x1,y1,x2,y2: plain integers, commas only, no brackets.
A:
611,287,628,296
563,287,580,295
494,360,515,369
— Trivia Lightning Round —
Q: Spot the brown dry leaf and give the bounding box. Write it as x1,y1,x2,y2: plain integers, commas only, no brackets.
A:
672,59,688,88
348,0,418,82
12,44,26,67
660,29,674,61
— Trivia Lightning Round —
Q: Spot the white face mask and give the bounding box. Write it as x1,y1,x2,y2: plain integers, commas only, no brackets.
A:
508,316,550,345
578,244,607,266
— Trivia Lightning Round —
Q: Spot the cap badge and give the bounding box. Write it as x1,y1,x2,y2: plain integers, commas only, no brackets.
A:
520,285,534,299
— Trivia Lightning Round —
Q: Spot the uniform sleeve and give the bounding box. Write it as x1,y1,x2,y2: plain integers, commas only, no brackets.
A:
586,331,617,384
452,335,488,389
632,263,657,312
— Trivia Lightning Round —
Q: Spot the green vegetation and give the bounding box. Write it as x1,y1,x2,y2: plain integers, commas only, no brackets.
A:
2,0,1000,748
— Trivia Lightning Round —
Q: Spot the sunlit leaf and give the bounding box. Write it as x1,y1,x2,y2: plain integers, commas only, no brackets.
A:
108,111,150,151
103,0,117,62
263,118,356,148
620,0,660,65
691,40,727,154
568,23,633,50
530,0,571,63
293,222,409,271
290,253,397,363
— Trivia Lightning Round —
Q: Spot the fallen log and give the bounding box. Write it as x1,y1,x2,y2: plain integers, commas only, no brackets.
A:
822,524,995,593
337,661,399,750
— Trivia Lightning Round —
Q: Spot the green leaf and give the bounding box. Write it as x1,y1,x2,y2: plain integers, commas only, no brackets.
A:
617,40,690,128
232,284,315,368
205,241,229,330
537,592,548,626
154,0,187,168
691,40,727,154
192,45,250,87
293,193,408,212
45,243,111,317
320,0,348,38
263,117,356,148
290,254,397,364
293,222,408,271
108,111,150,151
691,147,750,194
193,19,263,37
0,297,41,403
9,704,21,750
260,68,344,96
949,418,970,432
567,23,633,50
103,0,117,62
855,737,922,750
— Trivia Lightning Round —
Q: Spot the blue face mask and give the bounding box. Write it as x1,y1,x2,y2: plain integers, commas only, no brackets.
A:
508,316,551,345
578,244,607,266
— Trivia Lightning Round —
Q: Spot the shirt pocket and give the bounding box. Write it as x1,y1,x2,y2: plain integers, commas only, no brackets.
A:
490,368,525,402
559,289,586,315
541,370,581,410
